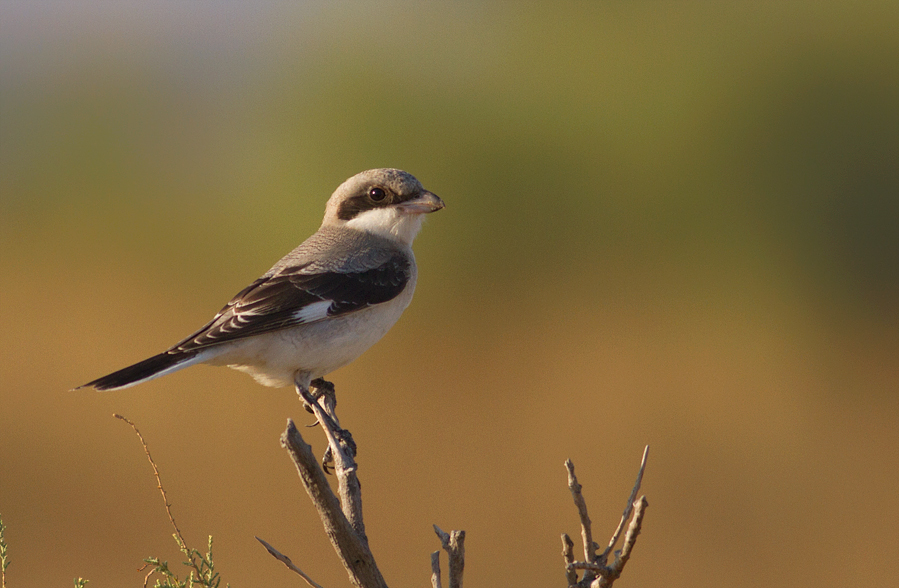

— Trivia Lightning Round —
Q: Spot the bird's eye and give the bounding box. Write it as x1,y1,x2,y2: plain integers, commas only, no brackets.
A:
368,187,387,202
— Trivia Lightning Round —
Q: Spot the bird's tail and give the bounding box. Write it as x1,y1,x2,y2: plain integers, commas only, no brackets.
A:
76,350,203,391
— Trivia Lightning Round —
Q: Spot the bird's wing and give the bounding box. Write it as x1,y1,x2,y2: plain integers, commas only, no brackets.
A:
171,252,411,352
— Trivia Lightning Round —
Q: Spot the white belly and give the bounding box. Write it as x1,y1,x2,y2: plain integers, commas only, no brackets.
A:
203,280,416,388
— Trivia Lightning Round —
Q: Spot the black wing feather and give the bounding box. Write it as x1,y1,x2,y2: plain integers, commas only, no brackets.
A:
173,254,411,352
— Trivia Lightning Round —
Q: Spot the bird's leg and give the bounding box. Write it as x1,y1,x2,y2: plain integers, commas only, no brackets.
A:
309,378,338,424
295,372,319,416
294,375,357,473
310,379,357,472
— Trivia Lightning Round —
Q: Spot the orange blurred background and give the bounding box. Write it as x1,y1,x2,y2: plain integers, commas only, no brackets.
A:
1,2,897,587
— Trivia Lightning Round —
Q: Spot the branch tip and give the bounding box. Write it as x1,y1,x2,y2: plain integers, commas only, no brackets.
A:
430,551,442,588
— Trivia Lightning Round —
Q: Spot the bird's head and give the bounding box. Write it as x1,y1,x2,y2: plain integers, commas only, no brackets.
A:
323,168,445,246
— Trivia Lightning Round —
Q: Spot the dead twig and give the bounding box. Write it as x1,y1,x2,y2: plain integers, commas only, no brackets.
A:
300,378,366,541
114,415,186,550
599,496,649,587
602,445,649,561
270,380,650,588
258,377,386,587
433,525,465,588
254,536,325,588
277,418,386,588
563,446,649,588
114,414,208,584
566,459,597,563
430,551,442,588
561,533,578,586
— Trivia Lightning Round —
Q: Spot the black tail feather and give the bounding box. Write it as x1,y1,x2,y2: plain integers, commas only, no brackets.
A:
78,351,199,391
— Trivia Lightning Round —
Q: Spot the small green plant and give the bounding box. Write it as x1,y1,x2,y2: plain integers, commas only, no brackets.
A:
1,514,9,588
143,535,220,588
73,578,88,588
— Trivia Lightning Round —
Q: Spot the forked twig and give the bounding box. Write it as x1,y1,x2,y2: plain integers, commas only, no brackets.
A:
276,418,386,588
563,446,650,588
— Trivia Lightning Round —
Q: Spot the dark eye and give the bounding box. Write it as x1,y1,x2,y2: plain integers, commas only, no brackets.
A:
368,187,387,202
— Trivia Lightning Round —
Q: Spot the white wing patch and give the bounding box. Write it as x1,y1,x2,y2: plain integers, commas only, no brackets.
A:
291,300,333,324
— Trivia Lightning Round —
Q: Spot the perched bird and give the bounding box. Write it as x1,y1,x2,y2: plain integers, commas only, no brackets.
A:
78,168,444,393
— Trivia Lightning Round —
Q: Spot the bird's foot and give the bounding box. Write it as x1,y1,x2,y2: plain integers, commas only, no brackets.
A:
296,377,356,473
322,427,357,474
301,378,335,414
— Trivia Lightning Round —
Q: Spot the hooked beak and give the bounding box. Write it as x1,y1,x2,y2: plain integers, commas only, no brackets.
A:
398,190,445,214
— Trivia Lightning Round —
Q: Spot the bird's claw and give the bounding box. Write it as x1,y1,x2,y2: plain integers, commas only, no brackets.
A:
321,426,356,473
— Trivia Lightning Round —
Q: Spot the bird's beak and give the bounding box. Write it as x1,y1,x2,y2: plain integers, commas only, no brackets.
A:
399,190,445,214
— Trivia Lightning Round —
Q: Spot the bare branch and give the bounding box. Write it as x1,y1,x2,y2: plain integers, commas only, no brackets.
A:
430,551,442,588
563,447,650,588
280,419,386,588
433,526,465,588
603,445,649,560
300,378,367,541
255,536,325,588
567,561,605,572
565,459,596,563
280,379,470,588
599,496,649,588
620,496,649,563
561,533,577,586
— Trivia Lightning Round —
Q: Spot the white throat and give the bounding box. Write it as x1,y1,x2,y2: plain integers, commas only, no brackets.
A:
344,207,425,246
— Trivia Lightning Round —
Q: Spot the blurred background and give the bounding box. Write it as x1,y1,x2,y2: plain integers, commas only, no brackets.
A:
1,1,897,586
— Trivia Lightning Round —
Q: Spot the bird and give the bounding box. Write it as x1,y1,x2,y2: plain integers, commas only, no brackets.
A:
77,168,444,394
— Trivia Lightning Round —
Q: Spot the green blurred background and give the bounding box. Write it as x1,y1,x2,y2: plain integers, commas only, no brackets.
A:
2,2,897,586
